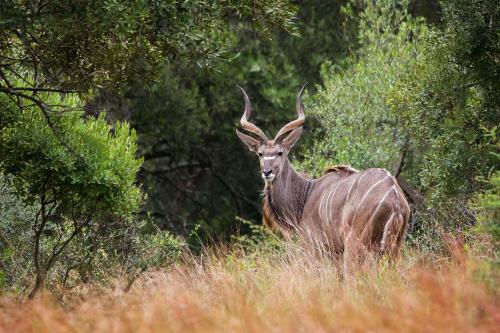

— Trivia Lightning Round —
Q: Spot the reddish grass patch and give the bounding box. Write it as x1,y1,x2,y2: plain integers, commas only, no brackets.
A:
1,249,498,333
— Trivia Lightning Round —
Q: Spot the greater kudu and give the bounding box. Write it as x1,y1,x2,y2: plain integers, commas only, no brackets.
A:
236,85,410,270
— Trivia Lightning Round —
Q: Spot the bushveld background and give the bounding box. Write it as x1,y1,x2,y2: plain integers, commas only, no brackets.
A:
0,0,498,332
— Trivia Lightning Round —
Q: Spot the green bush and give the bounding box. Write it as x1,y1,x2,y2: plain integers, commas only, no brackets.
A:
123,226,184,290
388,29,497,203
299,0,428,176
471,152,500,250
0,77,142,297
0,176,37,292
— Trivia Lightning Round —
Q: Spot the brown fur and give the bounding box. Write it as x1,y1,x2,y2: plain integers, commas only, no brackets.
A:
261,161,410,272
322,165,359,176
262,194,279,230
236,86,410,273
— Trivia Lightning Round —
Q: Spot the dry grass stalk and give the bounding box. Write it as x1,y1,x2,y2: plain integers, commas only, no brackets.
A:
0,241,498,333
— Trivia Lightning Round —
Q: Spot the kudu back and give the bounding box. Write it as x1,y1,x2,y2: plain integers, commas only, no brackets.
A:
236,85,410,270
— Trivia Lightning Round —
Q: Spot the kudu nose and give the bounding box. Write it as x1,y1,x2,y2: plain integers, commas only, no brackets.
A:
263,169,272,177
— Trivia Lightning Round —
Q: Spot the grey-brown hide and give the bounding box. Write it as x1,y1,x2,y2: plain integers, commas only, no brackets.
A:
235,85,410,269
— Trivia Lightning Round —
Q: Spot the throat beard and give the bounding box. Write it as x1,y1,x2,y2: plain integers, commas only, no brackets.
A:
264,178,274,192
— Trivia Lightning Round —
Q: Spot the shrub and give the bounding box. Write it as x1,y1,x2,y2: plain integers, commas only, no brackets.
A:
123,226,185,291
470,150,500,251
299,0,429,176
0,77,142,297
0,176,37,292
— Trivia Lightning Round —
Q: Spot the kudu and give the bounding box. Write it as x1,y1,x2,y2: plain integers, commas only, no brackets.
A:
235,85,410,271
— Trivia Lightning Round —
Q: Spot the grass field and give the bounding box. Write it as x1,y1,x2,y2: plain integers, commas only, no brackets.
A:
1,237,498,333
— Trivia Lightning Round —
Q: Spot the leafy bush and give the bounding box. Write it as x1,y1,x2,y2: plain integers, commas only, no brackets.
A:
123,226,184,290
299,0,429,176
388,20,498,202
0,77,143,297
0,176,37,292
0,1,297,90
471,152,500,251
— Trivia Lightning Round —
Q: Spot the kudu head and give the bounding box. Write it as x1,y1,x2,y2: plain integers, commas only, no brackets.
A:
236,84,307,183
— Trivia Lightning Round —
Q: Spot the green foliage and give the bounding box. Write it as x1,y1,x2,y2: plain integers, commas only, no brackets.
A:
225,217,286,271
116,220,185,290
0,0,297,89
0,176,37,291
299,0,428,176
0,88,142,217
471,152,500,249
441,0,499,115
387,0,499,201
0,76,143,295
230,217,283,253
301,0,498,199
128,228,184,274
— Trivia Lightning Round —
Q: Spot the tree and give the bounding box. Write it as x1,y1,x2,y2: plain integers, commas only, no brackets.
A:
0,77,142,297
0,1,297,96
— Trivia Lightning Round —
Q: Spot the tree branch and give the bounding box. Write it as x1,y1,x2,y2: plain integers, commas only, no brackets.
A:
6,86,85,93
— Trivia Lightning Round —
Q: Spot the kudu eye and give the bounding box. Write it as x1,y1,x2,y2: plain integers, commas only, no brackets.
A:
278,152,283,156
258,153,263,157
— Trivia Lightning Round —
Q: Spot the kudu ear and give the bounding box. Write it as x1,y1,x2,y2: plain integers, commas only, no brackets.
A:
281,126,303,150
236,129,261,153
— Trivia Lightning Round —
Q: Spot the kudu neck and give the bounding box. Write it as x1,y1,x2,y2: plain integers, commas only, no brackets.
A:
265,158,315,225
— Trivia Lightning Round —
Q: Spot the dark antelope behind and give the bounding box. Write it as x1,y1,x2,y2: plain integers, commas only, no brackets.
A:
235,85,410,270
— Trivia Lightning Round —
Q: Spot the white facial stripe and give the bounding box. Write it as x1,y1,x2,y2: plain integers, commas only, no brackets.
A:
263,156,276,160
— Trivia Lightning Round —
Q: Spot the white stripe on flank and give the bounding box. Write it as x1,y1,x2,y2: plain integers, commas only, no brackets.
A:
322,184,335,222
381,210,395,248
320,182,335,223
340,178,358,225
325,178,349,223
319,189,327,223
322,184,335,223
350,172,367,204
370,186,394,224
345,177,357,202
320,189,330,223
350,176,388,225
326,182,342,223
323,183,337,223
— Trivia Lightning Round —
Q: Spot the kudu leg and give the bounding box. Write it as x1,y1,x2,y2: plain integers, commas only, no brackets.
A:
380,212,407,263
342,233,372,278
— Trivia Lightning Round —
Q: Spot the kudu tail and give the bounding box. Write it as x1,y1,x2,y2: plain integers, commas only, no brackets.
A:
380,211,407,261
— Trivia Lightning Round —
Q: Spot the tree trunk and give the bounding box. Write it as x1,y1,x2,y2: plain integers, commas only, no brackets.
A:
28,268,45,299
396,175,425,206
29,193,47,300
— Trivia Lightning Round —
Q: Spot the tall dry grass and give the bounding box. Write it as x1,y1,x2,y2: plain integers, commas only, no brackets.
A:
0,238,498,333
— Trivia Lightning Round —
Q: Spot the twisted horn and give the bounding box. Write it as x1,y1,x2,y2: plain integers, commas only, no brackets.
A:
274,83,308,141
237,85,269,142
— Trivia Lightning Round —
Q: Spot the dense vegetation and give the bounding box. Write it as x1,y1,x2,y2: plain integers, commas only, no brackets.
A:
0,1,498,325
